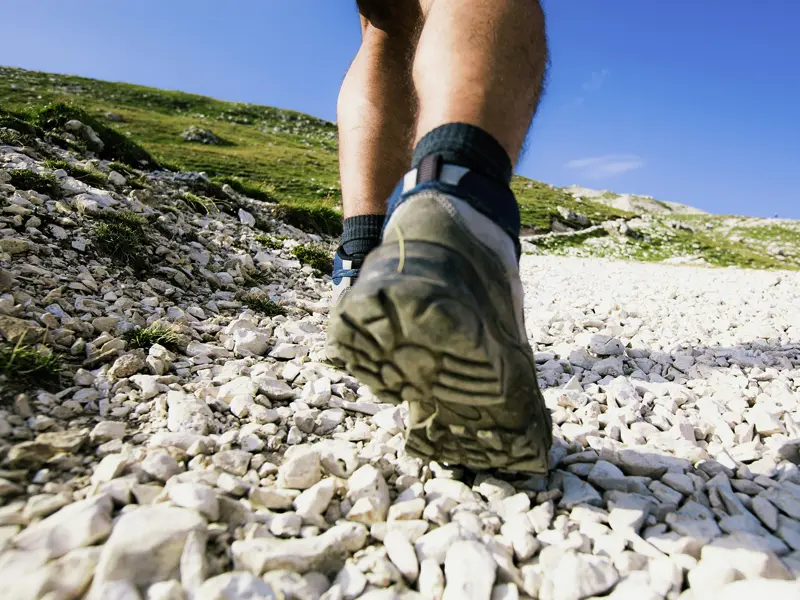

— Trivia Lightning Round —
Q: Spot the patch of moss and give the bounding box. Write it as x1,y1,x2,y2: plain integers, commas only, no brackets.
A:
42,159,106,187
8,168,60,196
92,211,150,271
122,324,181,352
255,234,286,250
240,292,287,317
292,243,333,275
275,204,342,236
0,339,62,399
32,102,158,168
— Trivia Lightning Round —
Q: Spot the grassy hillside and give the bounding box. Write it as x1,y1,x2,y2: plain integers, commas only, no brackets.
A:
0,66,631,234
2,66,799,270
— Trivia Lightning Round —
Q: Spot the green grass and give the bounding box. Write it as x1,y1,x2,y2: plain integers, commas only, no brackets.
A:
292,243,333,275
729,223,800,245
8,168,61,196
42,158,106,187
527,227,610,250
627,227,786,269
240,292,287,317
92,211,150,271
122,324,181,352
274,204,342,237
511,179,633,233
0,338,62,400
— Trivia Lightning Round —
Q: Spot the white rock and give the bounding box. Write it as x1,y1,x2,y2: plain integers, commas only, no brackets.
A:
419,559,445,600
543,551,619,600
443,540,496,600
238,209,256,227
13,494,113,559
333,563,367,600
108,171,127,186
231,522,368,575
168,483,219,521
700,532,792,580
147,580,184,600
346,465,390,525
384,531,420,583
90,421,127,443
1,546,101,600
294,478,336,518
195,571,279,599
278,449,321,490
141,448,182,482
373,407,405,435
167,391,216,435
89,506,207,593
415,523,465,564
218,376,259,404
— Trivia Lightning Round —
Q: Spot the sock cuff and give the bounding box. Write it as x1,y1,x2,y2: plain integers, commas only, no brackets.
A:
342,214,385,256
412,123,513,185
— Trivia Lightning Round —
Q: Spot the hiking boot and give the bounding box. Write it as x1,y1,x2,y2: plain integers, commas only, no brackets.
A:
327,165,552,473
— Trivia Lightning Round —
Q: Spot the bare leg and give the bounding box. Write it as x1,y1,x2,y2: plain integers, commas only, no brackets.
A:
337,4,420,218
414,0,548,164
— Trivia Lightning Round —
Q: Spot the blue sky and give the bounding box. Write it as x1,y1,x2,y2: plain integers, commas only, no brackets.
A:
2,0,798,218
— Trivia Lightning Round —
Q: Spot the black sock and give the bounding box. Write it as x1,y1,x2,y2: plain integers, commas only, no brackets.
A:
341,214,385,257
410,123,521,249
412,123,513,185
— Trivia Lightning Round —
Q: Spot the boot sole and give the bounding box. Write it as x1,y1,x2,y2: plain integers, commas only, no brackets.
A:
328,243,552,473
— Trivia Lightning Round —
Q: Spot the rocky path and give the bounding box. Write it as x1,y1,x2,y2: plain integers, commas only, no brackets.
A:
1,136,800,599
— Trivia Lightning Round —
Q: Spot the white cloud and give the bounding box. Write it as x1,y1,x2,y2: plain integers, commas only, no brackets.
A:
566,154,644,179
582,69,609,92
562,69,609,110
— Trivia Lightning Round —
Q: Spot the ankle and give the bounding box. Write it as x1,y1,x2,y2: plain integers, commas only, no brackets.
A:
404,124,521,257
341,214,386,257
412,123,513,185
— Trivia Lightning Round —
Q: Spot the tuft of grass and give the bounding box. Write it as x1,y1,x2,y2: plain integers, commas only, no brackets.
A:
181,192,219,216
211,175,275,203
8,168,61,196
92,211,150,271
0,127,33,147
0,108,41,137
122,324,181,352
240,292,287,317
291,243,333,275
274,204,342,236
0,338,62,399
107,161,138,177
32,102,158,168
185,177,229,201
255,234,286,250
42,159,106,187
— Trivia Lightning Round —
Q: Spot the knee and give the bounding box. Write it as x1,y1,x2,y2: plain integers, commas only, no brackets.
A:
357,0,420,36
